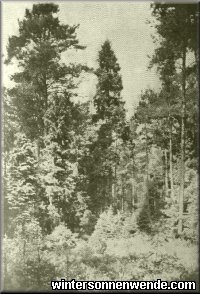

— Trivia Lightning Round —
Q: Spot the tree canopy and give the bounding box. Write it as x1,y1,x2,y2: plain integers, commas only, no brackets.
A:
3,3,198,291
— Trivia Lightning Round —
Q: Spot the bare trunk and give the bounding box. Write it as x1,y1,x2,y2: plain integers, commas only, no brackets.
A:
112,132,117,207
164,149,169,198
178,49,186,235
178,109,185,234
169,122,174,200
43,72,48,137
144,123,150,218
131,178,135,212
112,165,117,199
121,176,125,212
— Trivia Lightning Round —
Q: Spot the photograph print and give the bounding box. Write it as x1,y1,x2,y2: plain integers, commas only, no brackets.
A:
2,1,199,292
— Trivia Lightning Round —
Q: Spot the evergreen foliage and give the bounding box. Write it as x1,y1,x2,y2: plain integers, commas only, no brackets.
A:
3,3,198,291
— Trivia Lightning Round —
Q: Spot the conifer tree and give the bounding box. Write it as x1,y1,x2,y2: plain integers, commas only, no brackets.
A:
6,3,86,142
89,40,127,213
150,3,198,234
5,134,39,234
93,40,125,126
4,3,89,233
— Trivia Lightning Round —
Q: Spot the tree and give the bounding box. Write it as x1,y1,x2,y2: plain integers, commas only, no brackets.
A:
93,40,125,125
4,3,90,234
132,90,165,230
150,3,198,234
89,40,127,213
5,134,40,235
6,3,85,142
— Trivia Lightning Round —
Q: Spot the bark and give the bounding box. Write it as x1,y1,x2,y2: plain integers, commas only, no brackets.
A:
121,177,125,212
112,132,117,206
108,172,112,207
131,178,135,212
112,165,117,199
144,122,150,218
43,71,48,137
178,48,186,235
169,120,174,200
44,72,48,112
164,149,169,198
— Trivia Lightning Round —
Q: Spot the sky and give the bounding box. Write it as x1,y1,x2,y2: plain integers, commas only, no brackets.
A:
2,1,160,117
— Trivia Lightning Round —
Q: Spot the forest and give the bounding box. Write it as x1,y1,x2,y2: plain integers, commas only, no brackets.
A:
3,2,199,291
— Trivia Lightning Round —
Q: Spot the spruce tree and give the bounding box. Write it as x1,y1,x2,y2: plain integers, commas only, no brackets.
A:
89,40,127,213
93,40,125,128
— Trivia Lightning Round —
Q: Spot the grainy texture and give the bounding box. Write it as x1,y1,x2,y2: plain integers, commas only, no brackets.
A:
2,1,199,292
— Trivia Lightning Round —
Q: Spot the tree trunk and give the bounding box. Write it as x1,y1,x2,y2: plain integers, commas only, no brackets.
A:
112,131,117,206
144,123,150,218
112,165,117,199
164,149,169,198
178,48,186,235
131,178,135,212
121,176,125,212
43,72,48,137
169,121,174,200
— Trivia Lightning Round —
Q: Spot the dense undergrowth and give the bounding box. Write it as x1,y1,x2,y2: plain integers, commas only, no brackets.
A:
3,2,199,292
4,210,199,291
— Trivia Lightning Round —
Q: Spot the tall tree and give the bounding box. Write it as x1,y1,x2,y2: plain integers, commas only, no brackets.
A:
89,40,127,213
4,3,89,233
150,3,198,234
6,3,85,142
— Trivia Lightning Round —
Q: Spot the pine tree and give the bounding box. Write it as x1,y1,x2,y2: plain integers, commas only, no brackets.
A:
6,3,86,142
4,3,90,233
150,3,198,234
